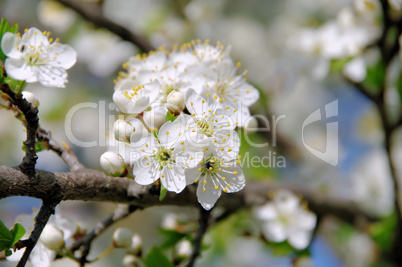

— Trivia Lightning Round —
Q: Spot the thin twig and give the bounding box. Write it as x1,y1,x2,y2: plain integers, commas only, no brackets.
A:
16,200,60,267
36,128,86,172
69,205,139,266
55,0,155,53
186,208,210,267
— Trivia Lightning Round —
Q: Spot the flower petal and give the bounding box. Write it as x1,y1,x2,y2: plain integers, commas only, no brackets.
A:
253,203,278,221
1,31,21,58
48,43,77,69
184,164,202,185
4,58,35,81
160,165,186,193
261,221,287,243
287,229,312,250
196,175,222,210
218,164,245,193
133,157,159,185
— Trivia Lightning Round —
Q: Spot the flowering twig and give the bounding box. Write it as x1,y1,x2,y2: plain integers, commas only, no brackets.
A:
16,200,60,267
55,0,155,53
186,208,211,267
68,205,139,266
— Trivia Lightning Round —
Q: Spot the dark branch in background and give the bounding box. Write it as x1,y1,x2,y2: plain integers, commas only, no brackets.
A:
186,208,210,267
0,80,38,178
16,200,60,267
67,205,139,266
55,0,155,53
345,1,402,265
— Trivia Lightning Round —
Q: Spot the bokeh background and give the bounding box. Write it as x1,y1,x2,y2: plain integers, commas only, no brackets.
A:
0,0,401,266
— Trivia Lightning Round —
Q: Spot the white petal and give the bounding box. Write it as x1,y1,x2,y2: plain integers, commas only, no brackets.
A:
184,164,202,185
160,165,186,193
1,32,22,58
48,43,77,69
158,116,185,147
21,27,49,48
218,164,245,193
343,57,366,82
143,80,161,103
292,210,317,231
253,203,278,221
186,88,210,116
30,242,55,267
261,221,287,243
133,158,160,185
287,229,312,250
196,175,222,210
273,190,300,216
36,65,67,87
4,58,35,81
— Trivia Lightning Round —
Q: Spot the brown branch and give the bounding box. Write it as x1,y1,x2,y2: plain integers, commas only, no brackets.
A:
17,200,60,267
36,128,86,172
67,205,139,266
186,208,210,267
0,166,378,226
55,0,155,53
0,82,39,178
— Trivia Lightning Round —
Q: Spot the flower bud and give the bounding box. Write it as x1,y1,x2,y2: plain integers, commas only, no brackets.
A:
113,227,133,248
127,233,142,255
40,224,64,250
161,213,178,230
166,91,185,114
175,239,192,257
114,119,135,142
22,91,39,108
244,116,258,134
123,255,140,267
100,151,126,177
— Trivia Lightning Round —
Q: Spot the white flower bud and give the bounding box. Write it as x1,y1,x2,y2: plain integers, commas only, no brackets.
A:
166,91,185,114
123,255,140,267
40,224,64,250
161,213,178,230
100,151,126,177
175,239,192,257
113,227,133,248
127,233,142,255
114,119,135,142
244,116,258,134
22,91,39,108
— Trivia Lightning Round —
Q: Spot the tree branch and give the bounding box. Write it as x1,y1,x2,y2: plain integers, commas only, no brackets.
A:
0,166,378,227
0,83,39,178
17,200,60,267
55,0,155,53
68,205,139,266
186,208,210,267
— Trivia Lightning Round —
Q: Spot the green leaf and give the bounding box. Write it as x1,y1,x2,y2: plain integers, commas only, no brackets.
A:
10,223,26,247
330,57,352,72
363,60,385,94
145,247,174,267
158,228,187,248
22,141,45,153
370,212,397,252
5,249,12,257
0,220,11,242
159,185,167,202
0,220,12,252
165,111,177,122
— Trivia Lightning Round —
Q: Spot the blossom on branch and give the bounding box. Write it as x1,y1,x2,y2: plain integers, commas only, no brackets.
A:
1,27,77,88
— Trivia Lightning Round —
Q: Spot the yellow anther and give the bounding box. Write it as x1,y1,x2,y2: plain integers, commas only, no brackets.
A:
223,188,228,192
233,171,238,175
222,177,226,180
204,180,207,185
215,186,219,190
165,131,169,135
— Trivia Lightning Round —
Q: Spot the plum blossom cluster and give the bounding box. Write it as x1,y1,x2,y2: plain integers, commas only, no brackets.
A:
1,27,77,88
253,190,317,250
101,40,259,210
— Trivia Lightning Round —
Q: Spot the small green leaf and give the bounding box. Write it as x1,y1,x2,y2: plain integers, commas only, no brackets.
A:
22,141,45,153
10,223,26,247
159,185,168,202
165,111,177,122
363,60,385,93
145,247,174,267
5,249,12,257
158,228,187,248
330,57,352,72
0,220,12,242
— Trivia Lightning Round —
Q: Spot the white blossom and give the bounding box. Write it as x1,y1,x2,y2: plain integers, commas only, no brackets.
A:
113,228,133,248
1,27,77,87
253,190,317,250
185,142,245,210
40,224,65,250
100,151,126,177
